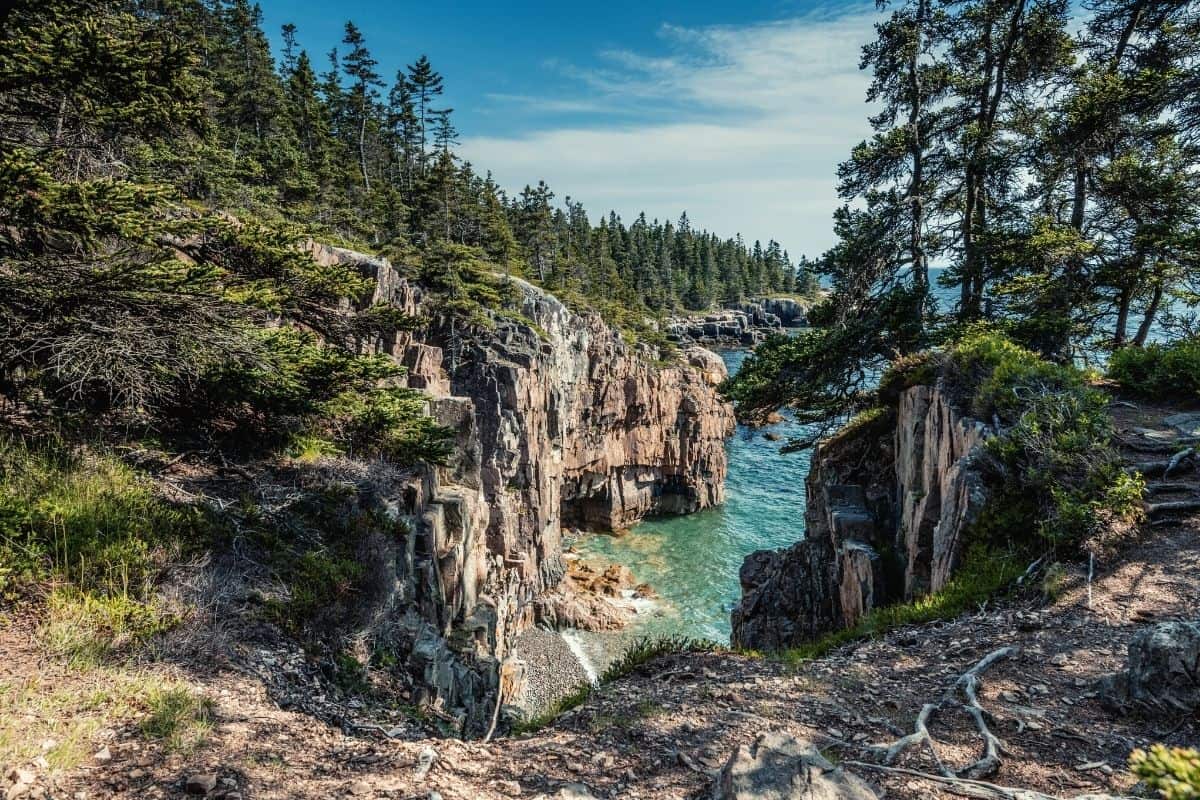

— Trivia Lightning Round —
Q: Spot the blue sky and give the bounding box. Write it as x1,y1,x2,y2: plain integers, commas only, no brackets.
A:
257,0,880,256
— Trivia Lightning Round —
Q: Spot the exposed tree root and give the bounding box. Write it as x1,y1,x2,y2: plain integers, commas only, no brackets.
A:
1164,447,1195,478
1147,498,1200,519
874,647,1019,781
844,760,1093,800
1145,481,1197,496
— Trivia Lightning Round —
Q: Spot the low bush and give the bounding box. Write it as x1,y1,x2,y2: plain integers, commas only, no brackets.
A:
1131,745,1200,800
939,331,1144,553
1109,338,1200,398
981,389,1145,551
946,329,1083,421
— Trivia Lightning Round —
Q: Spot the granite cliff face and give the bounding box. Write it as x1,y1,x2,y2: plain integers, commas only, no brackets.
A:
731,383,991,650
311,244,735,733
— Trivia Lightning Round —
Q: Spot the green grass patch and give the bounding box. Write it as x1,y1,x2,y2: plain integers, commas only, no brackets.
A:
0,435,214,601
139,684,215,753
40,589,177,667
1,669,211,770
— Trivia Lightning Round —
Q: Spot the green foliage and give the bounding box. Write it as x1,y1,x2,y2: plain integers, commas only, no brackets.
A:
946,330,1083,421
981,388,1144,551
778,544,1024,664
139,685,215,754
0,436,213,600
1108,339,1200,398
1131,745,1200,800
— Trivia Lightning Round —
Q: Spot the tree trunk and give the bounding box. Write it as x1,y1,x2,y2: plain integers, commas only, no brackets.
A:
1133,282,1163,346
1114,283,1132,348
358,106,370,191
908,0,930,309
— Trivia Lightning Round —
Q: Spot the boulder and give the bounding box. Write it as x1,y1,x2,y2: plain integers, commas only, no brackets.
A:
712,732,877,799
1164,412,1200,437
1102,621,1200,713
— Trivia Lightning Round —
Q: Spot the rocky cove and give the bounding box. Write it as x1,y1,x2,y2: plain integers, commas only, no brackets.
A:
327,240,1011,725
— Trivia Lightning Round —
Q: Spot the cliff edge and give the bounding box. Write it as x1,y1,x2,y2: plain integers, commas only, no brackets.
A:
312,244,735,733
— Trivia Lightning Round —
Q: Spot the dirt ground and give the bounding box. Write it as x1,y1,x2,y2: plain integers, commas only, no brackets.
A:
3,403,1198,800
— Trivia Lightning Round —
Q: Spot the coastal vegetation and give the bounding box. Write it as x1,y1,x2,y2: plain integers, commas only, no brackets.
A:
726,0,1198,587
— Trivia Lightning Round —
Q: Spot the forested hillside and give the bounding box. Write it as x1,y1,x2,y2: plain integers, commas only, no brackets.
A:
1,0,807,343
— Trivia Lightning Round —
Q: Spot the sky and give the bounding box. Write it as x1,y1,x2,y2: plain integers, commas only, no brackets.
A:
256,0,881,258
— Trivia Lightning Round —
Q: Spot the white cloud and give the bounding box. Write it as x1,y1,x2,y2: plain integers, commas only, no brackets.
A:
459,5,880,256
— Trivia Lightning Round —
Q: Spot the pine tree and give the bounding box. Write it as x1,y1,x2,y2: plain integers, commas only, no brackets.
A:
341,21,382,191
406,55,444,173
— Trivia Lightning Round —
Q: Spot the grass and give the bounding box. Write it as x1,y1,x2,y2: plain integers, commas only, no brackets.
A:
776,545,1026,666
0,434,213,602
139,685,215,753
39,589,177,667
0,668,213,771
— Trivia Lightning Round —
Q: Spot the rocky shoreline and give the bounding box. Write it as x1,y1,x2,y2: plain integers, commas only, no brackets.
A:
666,296,810,347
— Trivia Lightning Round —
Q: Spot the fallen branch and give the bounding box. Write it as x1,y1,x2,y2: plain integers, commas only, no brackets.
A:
875,647,1019,781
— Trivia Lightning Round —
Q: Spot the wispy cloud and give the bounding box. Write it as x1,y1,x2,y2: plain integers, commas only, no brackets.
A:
460,5,879,255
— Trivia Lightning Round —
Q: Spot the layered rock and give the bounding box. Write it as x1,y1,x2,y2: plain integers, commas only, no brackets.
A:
314,245,734,733
731,384,991,650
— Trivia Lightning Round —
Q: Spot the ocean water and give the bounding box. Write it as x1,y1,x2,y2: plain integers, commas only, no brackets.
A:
572,348,816,644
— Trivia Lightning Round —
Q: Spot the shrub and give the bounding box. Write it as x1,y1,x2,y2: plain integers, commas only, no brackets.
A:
947,330,1082,421
981,389,1144,551
1131,745,1200,800
1109,338,1200,398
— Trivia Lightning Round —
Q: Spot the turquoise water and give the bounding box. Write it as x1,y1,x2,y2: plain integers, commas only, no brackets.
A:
573,348,816,643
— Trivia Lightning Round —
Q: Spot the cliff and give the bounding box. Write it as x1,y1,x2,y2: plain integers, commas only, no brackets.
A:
312,244,735,733
731,382,991,650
